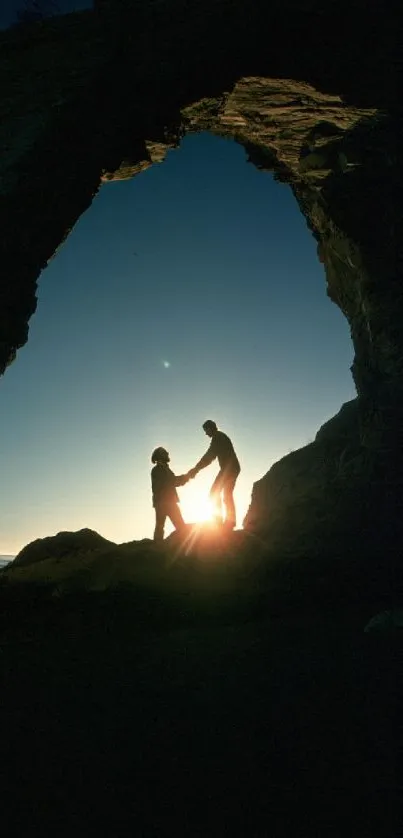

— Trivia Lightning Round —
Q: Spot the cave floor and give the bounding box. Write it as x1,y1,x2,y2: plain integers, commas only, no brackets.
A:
0,607,399,836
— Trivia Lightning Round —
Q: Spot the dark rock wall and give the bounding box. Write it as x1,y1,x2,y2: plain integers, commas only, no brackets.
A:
0,11,116,367
294,116,403,453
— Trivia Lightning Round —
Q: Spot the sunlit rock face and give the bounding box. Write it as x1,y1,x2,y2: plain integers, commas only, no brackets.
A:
0,0,401,548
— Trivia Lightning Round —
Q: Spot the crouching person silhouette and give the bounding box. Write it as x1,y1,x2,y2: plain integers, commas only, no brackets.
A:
187,420,240,529
151,447,189,542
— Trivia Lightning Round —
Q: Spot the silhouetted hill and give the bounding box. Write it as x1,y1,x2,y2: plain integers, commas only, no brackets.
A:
1,524,265,609
13,527,115,568
2,514,401,628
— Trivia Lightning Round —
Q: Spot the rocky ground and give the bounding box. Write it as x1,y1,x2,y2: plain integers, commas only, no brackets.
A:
0,526,401,836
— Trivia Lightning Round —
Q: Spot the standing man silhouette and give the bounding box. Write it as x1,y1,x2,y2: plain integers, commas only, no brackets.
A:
151,447,189,541
188,420,240,529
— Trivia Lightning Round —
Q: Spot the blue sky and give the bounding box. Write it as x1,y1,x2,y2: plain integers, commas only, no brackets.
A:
0,133,356,553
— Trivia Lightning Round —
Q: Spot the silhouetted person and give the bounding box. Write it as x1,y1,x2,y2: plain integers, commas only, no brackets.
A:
188,420,240,529
151,447,189,541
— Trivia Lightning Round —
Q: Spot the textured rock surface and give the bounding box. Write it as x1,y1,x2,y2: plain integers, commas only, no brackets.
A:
0,0,402,545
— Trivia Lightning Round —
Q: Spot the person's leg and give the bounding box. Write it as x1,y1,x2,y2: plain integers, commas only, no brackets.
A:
223,475,238,529
168,502,186,533
154,507,167,541
209,472,225,524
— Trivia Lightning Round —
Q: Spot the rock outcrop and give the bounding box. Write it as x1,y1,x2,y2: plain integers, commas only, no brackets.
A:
244,399,376,550
13,527,115,568
244,400,360,535
0,0,402,551
1,524,267,606
245,397,403,569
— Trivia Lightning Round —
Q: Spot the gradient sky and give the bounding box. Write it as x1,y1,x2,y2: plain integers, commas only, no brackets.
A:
0,132,356,554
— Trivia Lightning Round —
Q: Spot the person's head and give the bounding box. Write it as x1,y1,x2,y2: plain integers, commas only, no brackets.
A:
202,420,217,438
151,446,170,464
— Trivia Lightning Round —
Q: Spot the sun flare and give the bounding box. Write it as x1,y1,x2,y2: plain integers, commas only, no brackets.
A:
181,492,213,524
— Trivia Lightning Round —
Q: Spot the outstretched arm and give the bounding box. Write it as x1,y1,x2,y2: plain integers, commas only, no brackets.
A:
175,473,189,487
188,440,216,478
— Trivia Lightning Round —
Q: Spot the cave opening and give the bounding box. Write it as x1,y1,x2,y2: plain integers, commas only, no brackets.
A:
0,131,356,554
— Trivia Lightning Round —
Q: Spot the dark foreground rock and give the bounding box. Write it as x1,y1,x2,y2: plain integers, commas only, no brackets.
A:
0,523,401,835
2,517,402,615
0,602,400,837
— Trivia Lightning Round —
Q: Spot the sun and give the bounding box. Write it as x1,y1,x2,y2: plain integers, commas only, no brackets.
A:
181,489,213,523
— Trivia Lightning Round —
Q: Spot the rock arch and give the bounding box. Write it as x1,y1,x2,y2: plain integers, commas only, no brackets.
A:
0,0,401,545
